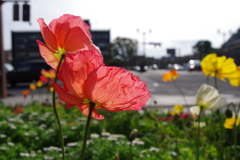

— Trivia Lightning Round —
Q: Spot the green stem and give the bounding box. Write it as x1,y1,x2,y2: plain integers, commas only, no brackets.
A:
129,141,132,160
173,81,188,108
52,55,65,160
196,107,203,160
80,102,95,160
233,105,240,160
216,109,224,160
214,76,218,89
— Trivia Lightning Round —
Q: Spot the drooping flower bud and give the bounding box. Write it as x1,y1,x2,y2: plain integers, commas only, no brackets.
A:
129,129,138,142
225,109,233,118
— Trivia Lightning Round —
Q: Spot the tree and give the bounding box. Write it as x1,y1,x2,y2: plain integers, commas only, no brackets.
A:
107,37,138,68
193,40,212,59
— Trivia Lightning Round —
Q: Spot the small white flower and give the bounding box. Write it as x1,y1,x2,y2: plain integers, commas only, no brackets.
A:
132,138,145,145
193,122,206,128
44,155,54,160
190,84,227,115
67,142,78,147
7,142,14,146
71,126,77,130
149,147,159,152
0,134,7,138
101,132,111,136
90,133,100,138
107,136,118,141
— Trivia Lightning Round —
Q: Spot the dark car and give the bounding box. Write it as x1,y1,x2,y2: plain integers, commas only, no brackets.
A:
187,59,201,71
7,59,52,87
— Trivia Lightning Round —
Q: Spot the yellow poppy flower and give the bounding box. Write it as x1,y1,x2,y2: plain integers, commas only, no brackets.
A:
41,69,56,79
29,83,36,91
227,66,240,87
173,104,183,114
169,110,176,116
36,80,43,87
224,117,240,129
163,69,179,82
201,53,237,81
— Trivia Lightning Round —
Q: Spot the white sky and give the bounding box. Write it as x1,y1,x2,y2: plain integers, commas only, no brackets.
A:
2,0,240,58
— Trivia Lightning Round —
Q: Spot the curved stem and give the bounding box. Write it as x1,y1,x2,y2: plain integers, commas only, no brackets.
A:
80,102,95,160
214,76,218,89
52,55,65,159
173,81,188,108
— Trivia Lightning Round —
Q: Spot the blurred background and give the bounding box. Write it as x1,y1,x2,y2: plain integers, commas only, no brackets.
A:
1,0,240,97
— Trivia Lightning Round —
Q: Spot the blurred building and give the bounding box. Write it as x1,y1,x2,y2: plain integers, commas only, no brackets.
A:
11,21,110,64
11,31,43,64
221,28,240,66
84,20,110,59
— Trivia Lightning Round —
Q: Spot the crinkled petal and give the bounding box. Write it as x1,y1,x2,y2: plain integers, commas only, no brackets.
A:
77,104,104,120
37,18,58,51
83,66,150,111
53,82,83,108
58,50,104,97
36,40,59,69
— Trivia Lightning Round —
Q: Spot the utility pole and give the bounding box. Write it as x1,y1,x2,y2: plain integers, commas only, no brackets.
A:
0,0,30,98
0,0,7,97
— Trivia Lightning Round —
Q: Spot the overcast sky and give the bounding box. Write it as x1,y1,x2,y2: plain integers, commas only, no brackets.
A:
2,0,240,58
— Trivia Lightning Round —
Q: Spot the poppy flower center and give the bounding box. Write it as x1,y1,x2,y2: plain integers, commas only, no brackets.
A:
54,47,67,61
83,99,100,108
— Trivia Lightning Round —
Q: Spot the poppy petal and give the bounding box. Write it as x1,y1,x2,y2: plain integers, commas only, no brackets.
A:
83,66,150,112
36,40,59,69
37,18,58,51
53,82,83,108
78,104,104,120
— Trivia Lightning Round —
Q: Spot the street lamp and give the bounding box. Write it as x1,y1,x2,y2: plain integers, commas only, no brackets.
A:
137,29,151,56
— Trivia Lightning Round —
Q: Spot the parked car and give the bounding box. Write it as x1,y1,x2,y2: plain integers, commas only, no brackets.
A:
7,59,52,87
187,59,201,71
4,63,14,73
167,63,184,70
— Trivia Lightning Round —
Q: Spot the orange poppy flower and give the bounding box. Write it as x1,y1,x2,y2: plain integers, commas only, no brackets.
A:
36,14,99,69
162,69,179,82
22,90,30,98
54,50,150,120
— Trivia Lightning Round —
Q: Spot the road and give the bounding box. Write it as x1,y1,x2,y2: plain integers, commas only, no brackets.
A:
3,69,240,109
133,69,240,97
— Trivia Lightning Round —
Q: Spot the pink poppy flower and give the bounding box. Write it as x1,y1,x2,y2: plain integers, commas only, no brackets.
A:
54,51,150,120
36,14,99,69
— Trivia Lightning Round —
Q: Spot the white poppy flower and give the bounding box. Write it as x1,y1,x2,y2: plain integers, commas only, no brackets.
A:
190,84,227,115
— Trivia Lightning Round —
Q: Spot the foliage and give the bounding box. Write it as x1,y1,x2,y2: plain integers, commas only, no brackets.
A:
192,40,220,59
107,37,138,68
1,101,240,159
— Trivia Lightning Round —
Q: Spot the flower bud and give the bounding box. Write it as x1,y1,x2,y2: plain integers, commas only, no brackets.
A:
129,129,138,141
225,109,233,118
